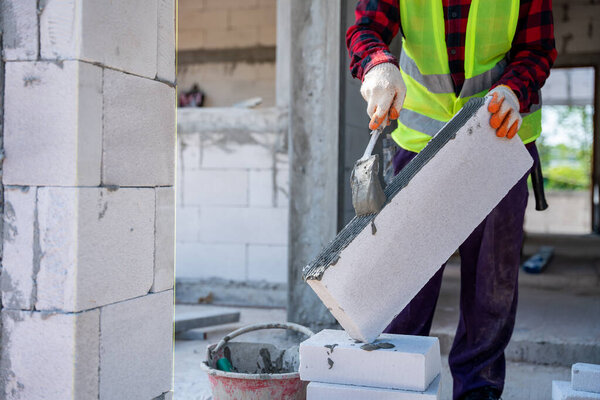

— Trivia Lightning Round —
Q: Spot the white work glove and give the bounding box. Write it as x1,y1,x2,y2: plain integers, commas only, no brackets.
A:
486,85,522,139
360,63,406,130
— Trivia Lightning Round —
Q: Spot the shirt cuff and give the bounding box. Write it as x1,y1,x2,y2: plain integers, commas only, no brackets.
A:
361,50,399,81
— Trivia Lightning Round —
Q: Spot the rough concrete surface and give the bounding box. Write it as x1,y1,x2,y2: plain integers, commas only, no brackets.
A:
102,68,175,187
100,291,174,400
152,187,175,292
1,0,38,60
0,309,100,400
3,61,103,186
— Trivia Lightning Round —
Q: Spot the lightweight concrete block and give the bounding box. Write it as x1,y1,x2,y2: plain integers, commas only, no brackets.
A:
299,329,441,392
572,363,600,393
1,187,36,309
35,187,154,311
176,207,200,242
554,381,600,400
3,61,102,186
103,69,176,186
0,309,100,400
249,169,289,207
304,99,533,343
201,132,279,169
179,133,201,171
198,206,288,245
1,0,38,60
247,244,288,283
182,170,249,206
307,375,441,400
152,187,175,292
41,0,158,78
157,0,176,82
176,243,246,280
100,291,174,400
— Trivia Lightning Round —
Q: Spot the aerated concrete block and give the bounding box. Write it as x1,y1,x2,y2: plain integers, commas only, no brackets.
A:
1,0,38,60
35,187,154,311
299,329,441,392
3,61,102,186
152,187,175,292
103,69,176,186
307,375,441,400
553,381,600,400
303,99,534,343
0,309,100,400
157,0,176,82
100,291,174,400
1,187,36,310
572,363,600,393
41,0,158,78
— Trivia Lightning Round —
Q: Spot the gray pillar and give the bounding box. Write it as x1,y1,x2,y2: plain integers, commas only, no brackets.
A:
287,0,341,330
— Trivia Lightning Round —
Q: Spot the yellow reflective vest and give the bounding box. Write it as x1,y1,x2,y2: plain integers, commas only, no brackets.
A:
391,0,542,153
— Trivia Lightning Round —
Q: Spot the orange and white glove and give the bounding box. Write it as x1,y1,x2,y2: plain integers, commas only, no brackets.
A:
487,85,522,139
360,63,406,130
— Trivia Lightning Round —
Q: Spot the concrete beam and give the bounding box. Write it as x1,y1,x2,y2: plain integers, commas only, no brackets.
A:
286,0,341,330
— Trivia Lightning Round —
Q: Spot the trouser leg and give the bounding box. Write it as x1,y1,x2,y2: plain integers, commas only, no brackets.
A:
449,144,538,399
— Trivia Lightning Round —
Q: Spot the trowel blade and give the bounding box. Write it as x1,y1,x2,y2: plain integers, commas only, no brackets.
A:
350,154,386,216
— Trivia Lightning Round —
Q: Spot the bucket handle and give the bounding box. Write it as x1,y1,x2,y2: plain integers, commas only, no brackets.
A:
211,322,314,356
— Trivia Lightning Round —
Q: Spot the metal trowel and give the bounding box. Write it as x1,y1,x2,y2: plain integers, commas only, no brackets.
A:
350,126,386,216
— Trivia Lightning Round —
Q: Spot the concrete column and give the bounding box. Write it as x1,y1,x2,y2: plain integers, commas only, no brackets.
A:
287,0,341,330
0,1,175,399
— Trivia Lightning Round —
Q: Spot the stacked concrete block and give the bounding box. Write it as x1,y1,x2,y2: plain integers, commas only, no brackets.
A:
300,330,441,399
1,0,175,398
553,363,600,400
176,108,289,290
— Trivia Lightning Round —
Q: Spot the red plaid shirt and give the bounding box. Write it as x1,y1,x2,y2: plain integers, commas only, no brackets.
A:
346,0,557,113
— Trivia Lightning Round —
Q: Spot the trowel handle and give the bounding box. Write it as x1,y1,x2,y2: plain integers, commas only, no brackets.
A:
361,128,382,161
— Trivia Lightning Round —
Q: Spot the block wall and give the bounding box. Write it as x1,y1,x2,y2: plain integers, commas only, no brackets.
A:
176,108,289,289
178,0,277,107
0,1,175,399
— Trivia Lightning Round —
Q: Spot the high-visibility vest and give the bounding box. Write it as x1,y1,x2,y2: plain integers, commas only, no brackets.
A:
391,0,542,153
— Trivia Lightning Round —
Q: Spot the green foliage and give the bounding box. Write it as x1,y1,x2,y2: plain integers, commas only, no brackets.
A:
537,105,592,191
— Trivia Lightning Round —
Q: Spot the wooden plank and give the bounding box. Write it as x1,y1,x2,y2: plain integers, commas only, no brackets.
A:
174,310,240,333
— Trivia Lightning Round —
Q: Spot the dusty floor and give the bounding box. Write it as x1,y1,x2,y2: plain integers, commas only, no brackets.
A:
174,266,598,400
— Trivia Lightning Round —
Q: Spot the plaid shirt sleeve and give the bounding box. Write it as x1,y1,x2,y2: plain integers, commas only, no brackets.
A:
346,0,401,81
493,0,557,113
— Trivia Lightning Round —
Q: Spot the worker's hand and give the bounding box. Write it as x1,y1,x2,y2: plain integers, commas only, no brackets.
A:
360,63,406,130
486,85,522,139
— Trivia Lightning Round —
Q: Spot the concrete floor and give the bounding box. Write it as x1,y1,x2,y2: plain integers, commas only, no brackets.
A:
174,272,599,400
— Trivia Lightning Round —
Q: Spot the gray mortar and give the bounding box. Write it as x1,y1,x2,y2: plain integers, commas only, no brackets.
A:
302,98,486,281
31,189,41,309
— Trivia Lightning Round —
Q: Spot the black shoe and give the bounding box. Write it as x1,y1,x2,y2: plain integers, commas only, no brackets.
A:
460,386,502,400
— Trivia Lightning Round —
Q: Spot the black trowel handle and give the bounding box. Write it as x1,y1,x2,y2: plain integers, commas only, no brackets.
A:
531,160,548,211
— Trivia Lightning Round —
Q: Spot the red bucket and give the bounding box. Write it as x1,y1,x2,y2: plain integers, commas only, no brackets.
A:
201,322,314,400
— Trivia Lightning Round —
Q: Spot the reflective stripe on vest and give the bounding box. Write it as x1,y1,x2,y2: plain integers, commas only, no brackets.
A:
391,0,542,153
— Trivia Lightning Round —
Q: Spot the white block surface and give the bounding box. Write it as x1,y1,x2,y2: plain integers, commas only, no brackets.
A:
553,381,600,400
249,169,289,207
198,206,288,245
247,244,288,282
307,101,534,342
176,243,246,280
41,0,158,78
35,187,154,311
1,187,36,309
157,0,176,82
3,61,102,186
103,69,176,186
0,309,99,400
182,170,248,206
201,132,279,169
572,363,600,393
99,291,174,400
152,187,175,292
307,375,441,400
1,0,38,60
176,207,200,241
299,329,441,392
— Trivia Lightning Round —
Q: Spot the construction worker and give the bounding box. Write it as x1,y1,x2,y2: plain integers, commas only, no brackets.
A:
347,1,556,399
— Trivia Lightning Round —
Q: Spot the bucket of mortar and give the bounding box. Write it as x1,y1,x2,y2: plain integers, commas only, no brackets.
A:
202,322,314,400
